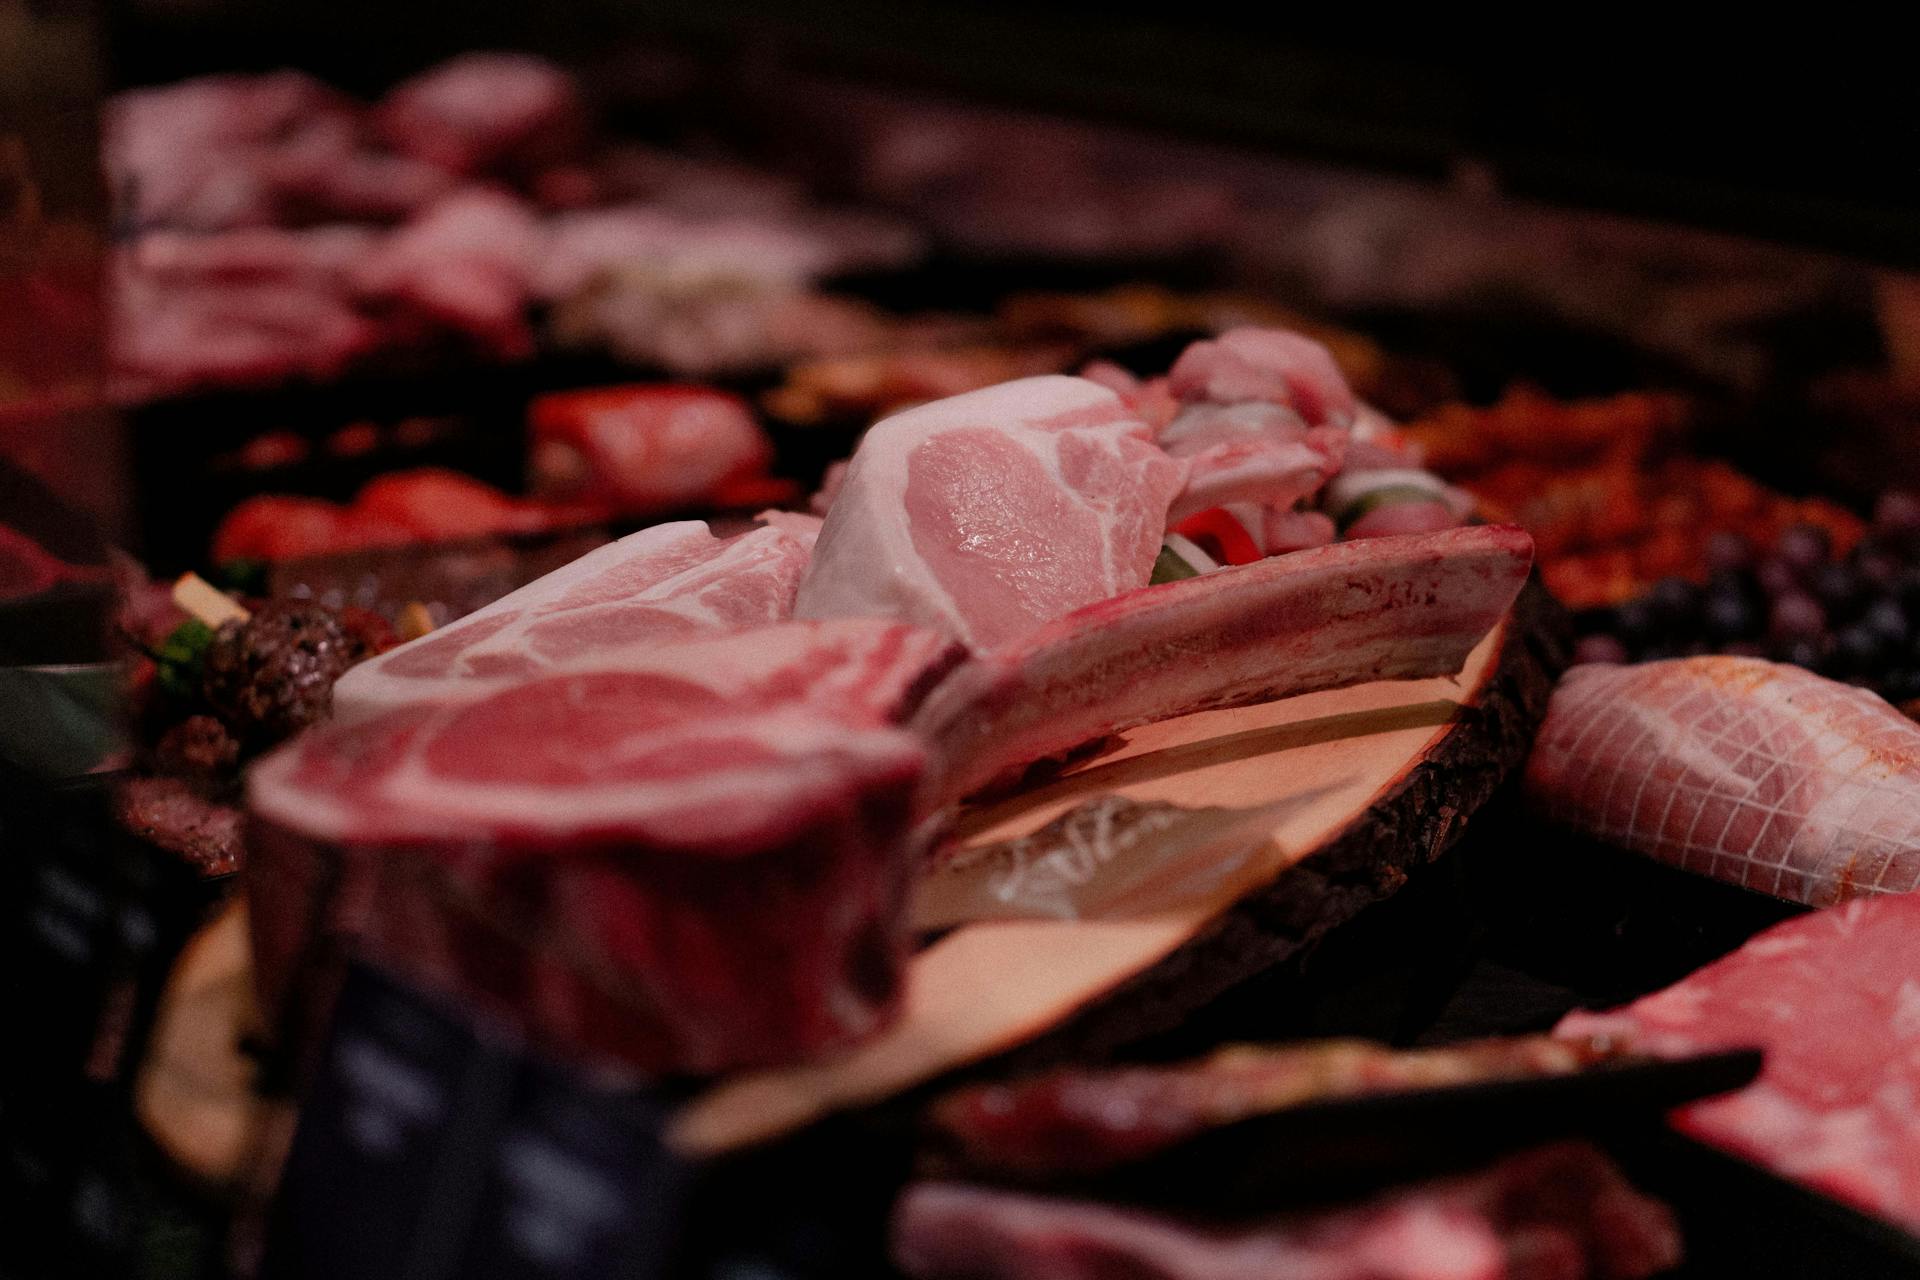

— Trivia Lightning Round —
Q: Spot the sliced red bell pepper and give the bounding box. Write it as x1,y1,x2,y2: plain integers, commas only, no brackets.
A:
1171,507,1262,566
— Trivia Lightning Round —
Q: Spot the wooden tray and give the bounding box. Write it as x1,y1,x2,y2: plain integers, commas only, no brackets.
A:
674,582,1566,1154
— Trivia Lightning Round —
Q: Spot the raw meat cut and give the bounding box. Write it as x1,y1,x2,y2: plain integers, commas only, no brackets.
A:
350,188,546,358
247,619,962,1074
1166,327,1359,430
793,376,1185,651
331,519,818,720
1525,656,1920,905
374,53,585,177
892,1143,1679,1280
913,524,1533,806
528,384,774,514
927,1036,1633,1181
1558,892,1920,1231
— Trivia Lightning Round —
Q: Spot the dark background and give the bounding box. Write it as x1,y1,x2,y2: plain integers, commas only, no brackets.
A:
105,5,1920,265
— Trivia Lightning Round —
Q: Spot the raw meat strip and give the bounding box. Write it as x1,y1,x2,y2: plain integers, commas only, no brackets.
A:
528,385,774,513
1558,893,1920,1230
374,53,585,177
913,524,1533,806
793,376,1184,651
332,519,816,720
893,1143,1679,1280
1525,656,1920,905
929,1036,1632,1180
248,620,960,1074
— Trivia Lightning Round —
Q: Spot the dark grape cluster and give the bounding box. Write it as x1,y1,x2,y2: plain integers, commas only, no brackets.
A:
1574,492,1920,703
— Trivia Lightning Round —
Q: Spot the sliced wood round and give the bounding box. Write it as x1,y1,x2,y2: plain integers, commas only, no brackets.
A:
673,582,1567,1154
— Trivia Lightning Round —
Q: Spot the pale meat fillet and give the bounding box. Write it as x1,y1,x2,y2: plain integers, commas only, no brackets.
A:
332,519,815,721
1558,893,1920,1231
374,52,585,176
1525,657,1920,905
913,524,1533,807
892,1144,1679,1280
1166,327,1359,429
247,619,961,1074
793,376,1184,651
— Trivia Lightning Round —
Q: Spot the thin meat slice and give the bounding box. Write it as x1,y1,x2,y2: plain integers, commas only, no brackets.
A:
374,53,585,177
248,620,961,1075
793,376,1184,651
332,519,816,720
1165,433,1343,521
1525,657,1920,905
913,524,1533,807
1558,893,1920,1231
927,1037,1634,1182
892,1144,1679,1280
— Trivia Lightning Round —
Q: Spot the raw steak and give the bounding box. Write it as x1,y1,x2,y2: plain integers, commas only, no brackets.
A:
528,384,774,513
1525,657,1920,905
332,519,816,720
792,376,1184,651
928,1037,1631,1181
1166,327,1360,429
1558,893,1920,1231
248,619,961,1075
893,1143,1679,1280
913,524,1533,806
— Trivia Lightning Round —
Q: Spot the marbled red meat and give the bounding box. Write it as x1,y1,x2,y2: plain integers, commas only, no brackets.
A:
1525,657,1920,904
247,619,959,1074
793,376,1183,651
333,518,818,720
913,524,1533,806
893,1143,1678,1280
1558,893,1920,1230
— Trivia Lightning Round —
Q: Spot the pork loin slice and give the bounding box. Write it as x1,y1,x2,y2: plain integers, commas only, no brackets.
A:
913,524,1533,808
792,376,1184,651
332,518,816,721
1558,893,1920,1231
892,1143,1679,1280
248,619,962,1075
1525,656,1920,905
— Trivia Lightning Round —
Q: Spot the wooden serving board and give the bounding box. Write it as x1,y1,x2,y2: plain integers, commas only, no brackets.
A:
672,582,1565,1155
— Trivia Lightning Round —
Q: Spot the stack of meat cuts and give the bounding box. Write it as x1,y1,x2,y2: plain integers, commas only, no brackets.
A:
105,56,927,398
246,331,1530,1078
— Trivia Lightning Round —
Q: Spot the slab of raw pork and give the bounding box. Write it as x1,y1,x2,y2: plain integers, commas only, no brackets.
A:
248,618,961,1075
374,53,586,177
1525,656,1920,905
913,524,1533,806
1558,892,1920,1231
349,188,546,358
792,376,1184,651
893,1143,1679,1280
331,518,815,720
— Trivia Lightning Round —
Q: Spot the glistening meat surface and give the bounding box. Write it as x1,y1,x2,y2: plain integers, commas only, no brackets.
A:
892,1144,1679,1280
332,519,816,720
1525,657,1920,905
793,376,1184,651
247,618,961,1074
1557,893,1920,1231
913,524,1533,808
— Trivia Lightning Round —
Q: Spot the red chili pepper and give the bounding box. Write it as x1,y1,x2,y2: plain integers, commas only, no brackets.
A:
1171,507,1262,566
